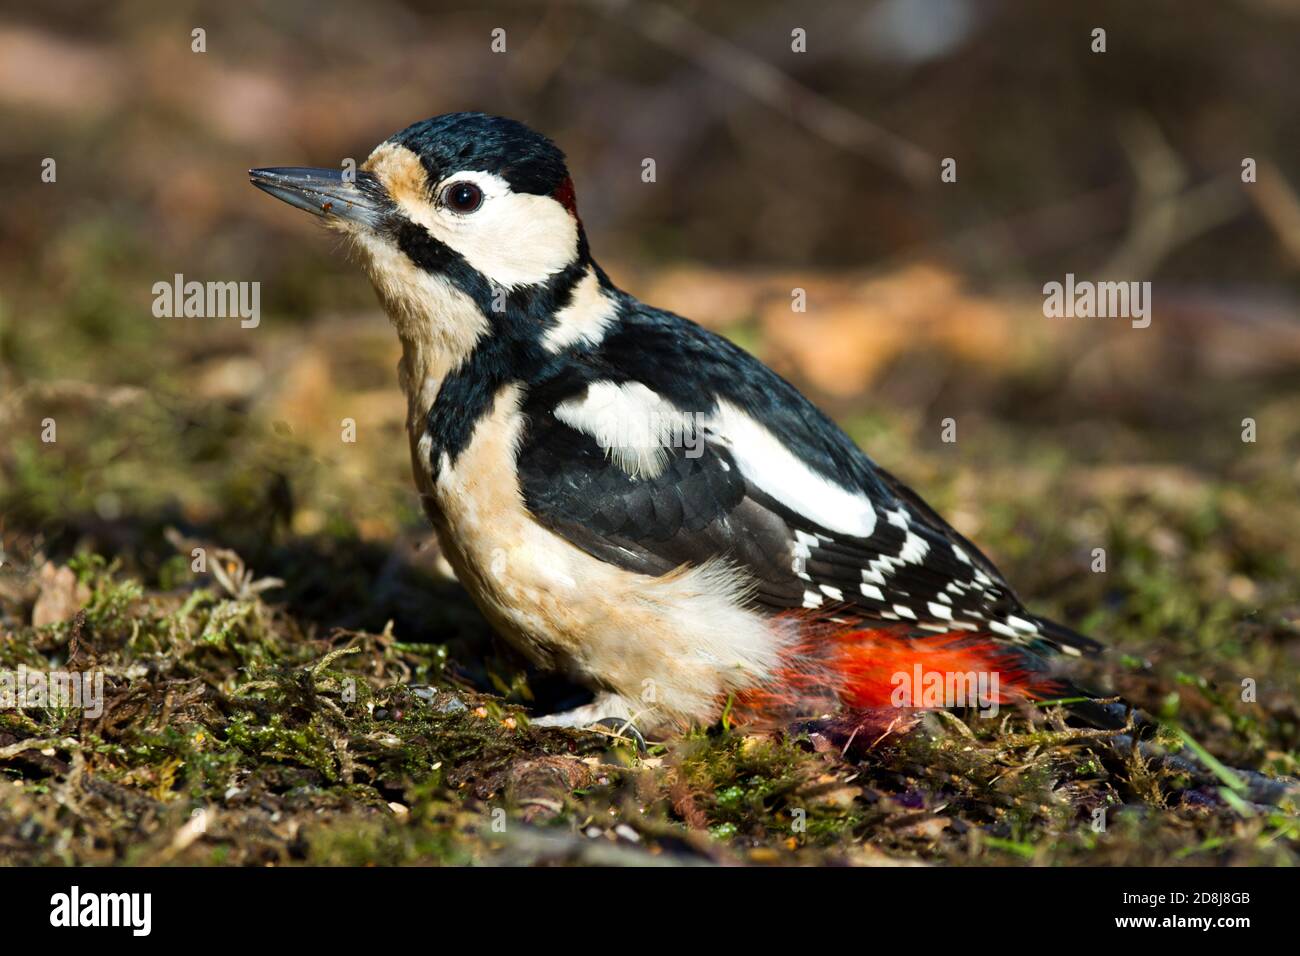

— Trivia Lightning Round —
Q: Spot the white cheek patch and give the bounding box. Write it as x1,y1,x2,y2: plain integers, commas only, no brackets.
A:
394,169,579,289
543,267,620,352
706,401,877,539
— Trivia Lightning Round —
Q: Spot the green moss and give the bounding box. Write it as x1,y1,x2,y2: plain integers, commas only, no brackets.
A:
2,305,1298,866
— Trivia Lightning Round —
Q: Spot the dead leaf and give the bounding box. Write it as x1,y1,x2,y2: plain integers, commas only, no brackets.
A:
31,562,89,627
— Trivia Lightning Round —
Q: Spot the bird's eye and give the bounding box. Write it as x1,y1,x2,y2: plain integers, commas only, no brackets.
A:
442,181,484,214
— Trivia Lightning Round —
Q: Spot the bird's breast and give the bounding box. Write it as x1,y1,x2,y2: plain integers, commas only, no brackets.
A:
411,381,787,725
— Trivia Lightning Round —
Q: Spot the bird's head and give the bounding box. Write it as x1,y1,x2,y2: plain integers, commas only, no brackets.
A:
250,112,588,339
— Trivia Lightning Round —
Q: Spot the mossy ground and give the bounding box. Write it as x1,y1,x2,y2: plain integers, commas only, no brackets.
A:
2,286,1298,865
0,546,1296,866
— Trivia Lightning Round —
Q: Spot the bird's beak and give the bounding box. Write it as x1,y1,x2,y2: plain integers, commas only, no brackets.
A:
248,166,386,227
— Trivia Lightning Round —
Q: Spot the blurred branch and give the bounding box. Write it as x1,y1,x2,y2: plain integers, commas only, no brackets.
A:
888,116,1273,280
0,380,148,428
1100,115,1249,278
910,182,1130,276
581,0,937,188
1248,159,1300,270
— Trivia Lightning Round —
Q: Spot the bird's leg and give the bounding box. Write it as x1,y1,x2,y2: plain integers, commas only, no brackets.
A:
530,692,636,728
531,692,648,750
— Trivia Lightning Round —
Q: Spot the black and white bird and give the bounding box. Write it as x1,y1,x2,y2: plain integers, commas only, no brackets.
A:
250,112,1102,735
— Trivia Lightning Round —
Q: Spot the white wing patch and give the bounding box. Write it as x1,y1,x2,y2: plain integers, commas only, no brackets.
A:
790,492,1067,648
927,601,953,620
706,400,877,538
900,531,929,563
555,381,696,479
553,386,880,541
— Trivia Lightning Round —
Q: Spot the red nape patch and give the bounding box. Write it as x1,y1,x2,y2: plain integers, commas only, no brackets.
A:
551,176,579,217
733,617,1060,725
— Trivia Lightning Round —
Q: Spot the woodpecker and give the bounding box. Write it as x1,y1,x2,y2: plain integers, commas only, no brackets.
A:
250,112,1104,736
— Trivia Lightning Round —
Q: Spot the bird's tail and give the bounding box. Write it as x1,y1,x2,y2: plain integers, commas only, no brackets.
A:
735,617,1113,727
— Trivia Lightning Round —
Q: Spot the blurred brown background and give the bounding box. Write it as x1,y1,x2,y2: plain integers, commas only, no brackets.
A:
1,0,1299,643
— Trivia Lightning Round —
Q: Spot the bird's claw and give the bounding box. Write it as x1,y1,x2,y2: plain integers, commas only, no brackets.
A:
588,716,647,753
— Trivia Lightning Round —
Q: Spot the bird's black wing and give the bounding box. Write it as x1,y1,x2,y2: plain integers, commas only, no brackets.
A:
516,404,806,609
514,301,1098,657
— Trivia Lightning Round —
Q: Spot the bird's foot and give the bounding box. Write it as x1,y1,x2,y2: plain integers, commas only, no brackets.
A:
531,693,649,752
586,716,647,753
791,707,923,755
